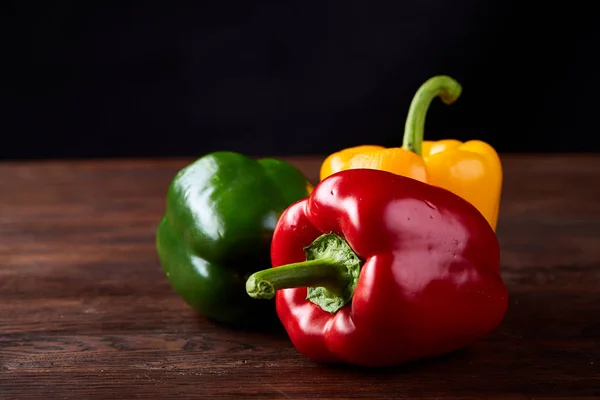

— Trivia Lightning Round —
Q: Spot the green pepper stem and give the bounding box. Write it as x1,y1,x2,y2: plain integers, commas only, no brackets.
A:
246,259,347,300
402,75,462,156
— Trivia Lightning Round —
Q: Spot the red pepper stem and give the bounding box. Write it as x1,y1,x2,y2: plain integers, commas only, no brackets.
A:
246,233,362,313
402,75,462,156
246,258,347,300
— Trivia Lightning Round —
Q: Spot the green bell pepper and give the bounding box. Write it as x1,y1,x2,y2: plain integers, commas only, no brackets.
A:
156,151,312,328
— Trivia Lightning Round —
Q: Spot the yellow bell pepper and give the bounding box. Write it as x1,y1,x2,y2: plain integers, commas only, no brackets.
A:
320,75,502,231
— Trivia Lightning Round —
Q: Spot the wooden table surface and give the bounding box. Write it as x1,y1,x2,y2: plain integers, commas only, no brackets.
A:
1,154,599,399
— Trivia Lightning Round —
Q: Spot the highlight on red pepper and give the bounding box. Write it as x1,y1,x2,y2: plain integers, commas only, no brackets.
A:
246,168,508,367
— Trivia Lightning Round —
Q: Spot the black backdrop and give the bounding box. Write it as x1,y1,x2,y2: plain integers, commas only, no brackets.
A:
3,2,599,159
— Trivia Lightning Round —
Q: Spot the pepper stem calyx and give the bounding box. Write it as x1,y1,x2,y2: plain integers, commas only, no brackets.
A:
245,233,362,314
402,75,462,156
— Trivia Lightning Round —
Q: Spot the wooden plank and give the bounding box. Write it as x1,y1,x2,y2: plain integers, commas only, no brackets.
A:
1,154,599,399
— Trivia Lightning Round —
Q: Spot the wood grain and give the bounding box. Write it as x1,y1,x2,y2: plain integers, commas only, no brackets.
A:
1,154,599,399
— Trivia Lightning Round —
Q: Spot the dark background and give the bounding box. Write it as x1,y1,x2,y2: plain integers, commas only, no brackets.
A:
3,2,599,160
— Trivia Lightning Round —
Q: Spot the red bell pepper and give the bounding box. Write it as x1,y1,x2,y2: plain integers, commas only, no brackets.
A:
246,168,508,367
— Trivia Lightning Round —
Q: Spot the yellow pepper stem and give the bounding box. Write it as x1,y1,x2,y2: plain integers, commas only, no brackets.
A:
402,76,463,156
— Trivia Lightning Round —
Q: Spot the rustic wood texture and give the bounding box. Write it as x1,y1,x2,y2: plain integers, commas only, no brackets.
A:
1,154,599,399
